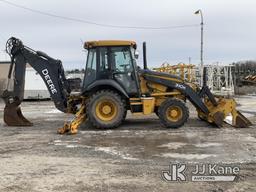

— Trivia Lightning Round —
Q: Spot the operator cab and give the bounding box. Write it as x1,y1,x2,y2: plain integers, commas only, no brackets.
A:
82,40,140,96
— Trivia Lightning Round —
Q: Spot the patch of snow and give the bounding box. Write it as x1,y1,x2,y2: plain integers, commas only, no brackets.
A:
194,143,222,148
160,153,217,160
224,115,232,125
53,143,66,146
158,142,186,150
94,147,138,160
45,109,62,114
53,140,78,143
50,140,80,147
66,144,78,148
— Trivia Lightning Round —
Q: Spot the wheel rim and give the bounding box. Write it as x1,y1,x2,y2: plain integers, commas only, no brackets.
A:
95,99,118,121
166,106,183,122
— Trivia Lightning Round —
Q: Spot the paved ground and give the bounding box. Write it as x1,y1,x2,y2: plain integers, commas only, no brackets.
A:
0,96,256,192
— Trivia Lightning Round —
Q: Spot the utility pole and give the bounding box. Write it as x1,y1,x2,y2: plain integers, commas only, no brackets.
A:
194,9,204,86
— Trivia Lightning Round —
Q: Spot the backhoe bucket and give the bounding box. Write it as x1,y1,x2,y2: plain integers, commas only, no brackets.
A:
4,101,33,126
198,98,252,128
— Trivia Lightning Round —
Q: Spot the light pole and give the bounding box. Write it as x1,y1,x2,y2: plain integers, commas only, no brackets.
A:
194,9,204,86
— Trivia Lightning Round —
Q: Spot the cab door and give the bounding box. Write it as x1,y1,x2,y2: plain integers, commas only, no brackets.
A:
109,46,139,96
83,48,97,89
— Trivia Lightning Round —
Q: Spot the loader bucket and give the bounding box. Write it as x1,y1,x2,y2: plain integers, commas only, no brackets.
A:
3,99,33,126
199,98,252,128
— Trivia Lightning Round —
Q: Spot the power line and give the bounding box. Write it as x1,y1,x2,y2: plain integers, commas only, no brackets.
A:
0,0,199,30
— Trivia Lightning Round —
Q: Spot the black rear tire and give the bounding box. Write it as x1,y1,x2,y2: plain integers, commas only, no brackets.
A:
158,98,189,128
86,90,125,129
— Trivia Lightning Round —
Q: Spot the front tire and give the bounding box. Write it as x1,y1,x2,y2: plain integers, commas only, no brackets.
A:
86,90,125,129
158,98,189,128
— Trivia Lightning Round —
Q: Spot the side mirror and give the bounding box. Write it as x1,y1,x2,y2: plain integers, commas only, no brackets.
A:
134,51,139,59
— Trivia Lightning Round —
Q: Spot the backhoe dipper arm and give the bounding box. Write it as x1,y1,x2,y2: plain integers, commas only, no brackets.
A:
4,37,70,113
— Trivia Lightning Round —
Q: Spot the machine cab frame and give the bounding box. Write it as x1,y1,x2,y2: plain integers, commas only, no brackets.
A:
83,41,140,96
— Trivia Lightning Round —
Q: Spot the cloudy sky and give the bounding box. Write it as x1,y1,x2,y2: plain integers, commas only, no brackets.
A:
0,0,256,69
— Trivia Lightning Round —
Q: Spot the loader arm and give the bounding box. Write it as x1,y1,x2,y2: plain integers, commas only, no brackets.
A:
142,70,210,113
2,37,71,126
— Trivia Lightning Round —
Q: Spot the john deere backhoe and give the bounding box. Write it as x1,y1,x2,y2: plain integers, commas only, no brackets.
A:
1,37,252,134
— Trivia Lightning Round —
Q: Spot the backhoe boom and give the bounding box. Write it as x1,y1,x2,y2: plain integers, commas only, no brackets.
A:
2,37,71,126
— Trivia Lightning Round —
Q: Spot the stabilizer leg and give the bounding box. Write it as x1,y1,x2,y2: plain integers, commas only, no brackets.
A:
58,105,87,134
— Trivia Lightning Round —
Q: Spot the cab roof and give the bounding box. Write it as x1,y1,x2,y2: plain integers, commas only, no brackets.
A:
84,40,137,49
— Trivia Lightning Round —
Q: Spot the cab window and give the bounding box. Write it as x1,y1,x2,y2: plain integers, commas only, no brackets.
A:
110,47,133,72
83,48,96,88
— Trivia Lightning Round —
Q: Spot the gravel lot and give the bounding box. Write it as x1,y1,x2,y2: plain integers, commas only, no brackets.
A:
0,96,256,192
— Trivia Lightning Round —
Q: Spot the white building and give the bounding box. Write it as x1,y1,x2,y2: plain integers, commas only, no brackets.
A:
0,61,11,95
0,62,50,99
24,66,50,100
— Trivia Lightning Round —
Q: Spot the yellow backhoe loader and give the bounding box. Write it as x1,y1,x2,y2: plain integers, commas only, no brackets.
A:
1,37,252,134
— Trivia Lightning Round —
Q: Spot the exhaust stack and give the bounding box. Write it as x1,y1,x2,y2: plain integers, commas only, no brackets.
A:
143,42,148,70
